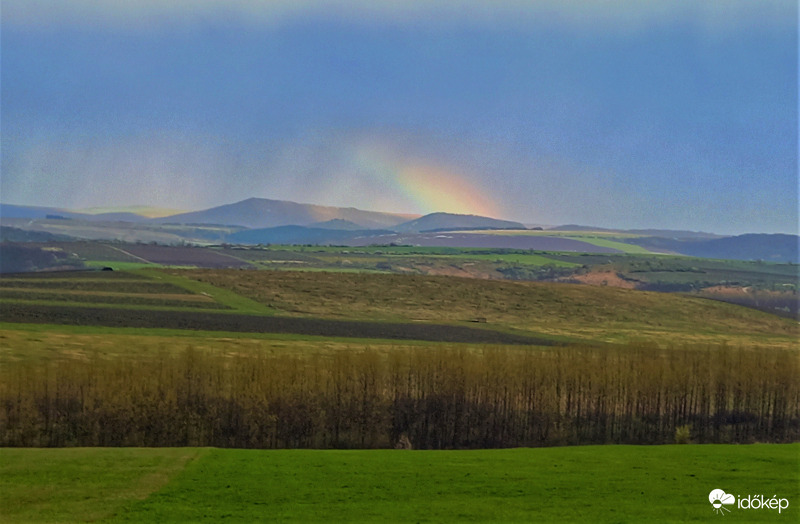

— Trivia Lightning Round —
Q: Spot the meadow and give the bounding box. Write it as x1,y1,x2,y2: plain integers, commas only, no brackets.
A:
164,268,797,346
2,445,797,522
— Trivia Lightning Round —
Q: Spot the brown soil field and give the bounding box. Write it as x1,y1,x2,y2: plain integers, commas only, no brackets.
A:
0,279,192,294
0,303,556,345
48,242,147,263
218,248,322,263
696,286,798,319
119,245,254,268
0,269,144,279
0,289,228,309
407,262,500,279
563,270,638,289
0,288,215,302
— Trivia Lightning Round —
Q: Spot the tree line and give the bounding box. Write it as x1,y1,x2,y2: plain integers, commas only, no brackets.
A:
1,343,797,448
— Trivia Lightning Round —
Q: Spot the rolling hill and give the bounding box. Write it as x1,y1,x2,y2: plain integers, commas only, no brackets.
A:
309,219,365,230
3,200,797,262
627,233,799,263
153,198,416,229
0,203,152,223
394,212,526,233
550,224,722,240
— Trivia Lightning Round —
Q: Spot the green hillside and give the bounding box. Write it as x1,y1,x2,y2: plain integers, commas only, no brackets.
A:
167,269,798,346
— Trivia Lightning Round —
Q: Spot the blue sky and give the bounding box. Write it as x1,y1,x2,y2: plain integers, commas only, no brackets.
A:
1,0,797,234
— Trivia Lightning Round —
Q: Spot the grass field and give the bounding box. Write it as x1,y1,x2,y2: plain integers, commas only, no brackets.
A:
1,445,797,523
166,268,798,347
0,448,200,523
606,257,799,289
429,252,579,267
0,322,456,365
83,261,162,271
138,270,274,314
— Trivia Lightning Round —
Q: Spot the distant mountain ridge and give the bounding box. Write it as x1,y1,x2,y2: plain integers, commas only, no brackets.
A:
154,198,417,230
627,234,799,263
225,211,529,245
395,213,526,233
3,200,797,262
309,219,365,230
0,204,150,223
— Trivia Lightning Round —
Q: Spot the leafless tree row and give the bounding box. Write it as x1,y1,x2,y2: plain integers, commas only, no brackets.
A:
1,344,797,448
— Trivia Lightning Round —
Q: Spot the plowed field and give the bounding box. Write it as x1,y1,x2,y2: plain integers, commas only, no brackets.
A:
1,303,555,345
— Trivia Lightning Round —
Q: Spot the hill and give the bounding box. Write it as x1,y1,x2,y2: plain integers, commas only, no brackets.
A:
628,233,799,263
551,224,721,240
154,198,415,229
167,269,797,345
308,219,365,230
1,204,68,220
0,243,85,273
76,205,184,218
0,203,149,223
395,212,526,233
0,226,76,243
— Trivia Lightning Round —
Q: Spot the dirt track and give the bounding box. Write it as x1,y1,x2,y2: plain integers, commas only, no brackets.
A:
1,304,556,346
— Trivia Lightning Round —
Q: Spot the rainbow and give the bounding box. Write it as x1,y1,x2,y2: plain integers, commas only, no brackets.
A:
353,144,501,218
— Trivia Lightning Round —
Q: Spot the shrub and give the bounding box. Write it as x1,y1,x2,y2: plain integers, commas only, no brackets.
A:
674,425,692,444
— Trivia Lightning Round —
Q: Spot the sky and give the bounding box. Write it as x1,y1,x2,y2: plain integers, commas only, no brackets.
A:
1,0,797,234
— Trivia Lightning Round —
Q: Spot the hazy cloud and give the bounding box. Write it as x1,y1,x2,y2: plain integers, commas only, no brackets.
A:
3,0,793,33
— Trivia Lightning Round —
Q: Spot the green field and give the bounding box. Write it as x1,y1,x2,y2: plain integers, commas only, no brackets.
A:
84,260,163,271
430,252,578,267
138,270,275,314
1,445,797,523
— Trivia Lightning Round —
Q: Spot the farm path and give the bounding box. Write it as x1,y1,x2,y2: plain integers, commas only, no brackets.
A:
108,245,152,264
